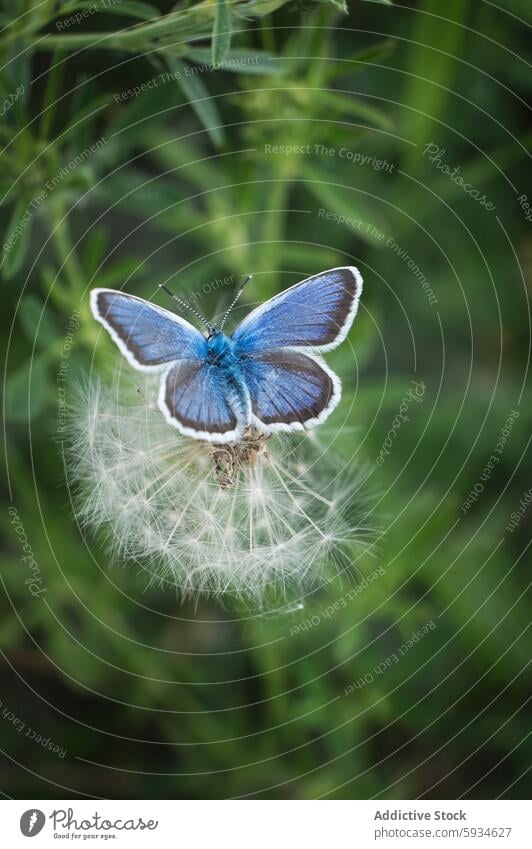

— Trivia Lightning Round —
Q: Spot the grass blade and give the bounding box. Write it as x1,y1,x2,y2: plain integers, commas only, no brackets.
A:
212,0,232,66
166,57,225,148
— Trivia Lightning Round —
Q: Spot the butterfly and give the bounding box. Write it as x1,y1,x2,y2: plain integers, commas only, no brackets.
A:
90,266,363,444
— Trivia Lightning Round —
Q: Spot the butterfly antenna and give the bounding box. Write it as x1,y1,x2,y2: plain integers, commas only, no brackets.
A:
219,275,253,330
158,284,214,333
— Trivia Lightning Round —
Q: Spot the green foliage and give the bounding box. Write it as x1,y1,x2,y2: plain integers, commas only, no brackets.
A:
212,0,233,66
0,0,530,801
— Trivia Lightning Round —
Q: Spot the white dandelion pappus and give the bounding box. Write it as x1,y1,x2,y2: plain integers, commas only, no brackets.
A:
68,375,370,602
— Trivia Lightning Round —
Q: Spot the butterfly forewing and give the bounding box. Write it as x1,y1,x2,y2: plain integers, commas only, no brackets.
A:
231,266,362,354
91,289,207,370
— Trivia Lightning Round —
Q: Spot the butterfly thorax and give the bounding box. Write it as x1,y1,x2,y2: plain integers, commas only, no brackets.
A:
206,330,250,421
206,330,240,369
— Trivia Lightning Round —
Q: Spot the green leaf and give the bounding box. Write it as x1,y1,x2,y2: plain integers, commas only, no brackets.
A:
18,294,58,348
39,50,65,140
1,198,34,280
234,0,288,16
212,0,232,66
58,0,158,19
167,57,225,148
184,47,285,75
5,355,50,422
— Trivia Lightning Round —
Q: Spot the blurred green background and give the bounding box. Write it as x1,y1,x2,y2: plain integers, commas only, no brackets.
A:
1,0,531,799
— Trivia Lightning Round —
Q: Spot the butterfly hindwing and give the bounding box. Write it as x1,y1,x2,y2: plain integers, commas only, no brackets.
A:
242,349,340,431
91,289,207,370
160,360,248,443
232,266,362,354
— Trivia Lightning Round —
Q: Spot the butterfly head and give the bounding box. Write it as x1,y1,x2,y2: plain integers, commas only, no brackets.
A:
207,325,222,341
206,327,235,362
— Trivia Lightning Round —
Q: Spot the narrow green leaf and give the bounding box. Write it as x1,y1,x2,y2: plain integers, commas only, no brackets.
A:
167,57,225,148
185,47,285,75
1,198,34,280
39,50,64,140
58,1,158,19
233,0,288,17
212,0,232,66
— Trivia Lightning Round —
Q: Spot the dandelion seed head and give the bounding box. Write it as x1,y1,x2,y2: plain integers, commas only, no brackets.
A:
67,374,372,604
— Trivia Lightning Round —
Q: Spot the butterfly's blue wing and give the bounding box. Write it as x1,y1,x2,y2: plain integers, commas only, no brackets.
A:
91,289,207,370
242,349,340,432
160,360,248,443
91,267,363,441
232,266,362,354
233,266,362,432
92,289,247,441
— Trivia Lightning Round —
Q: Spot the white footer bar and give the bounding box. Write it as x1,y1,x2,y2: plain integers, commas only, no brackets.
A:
1,799,528,848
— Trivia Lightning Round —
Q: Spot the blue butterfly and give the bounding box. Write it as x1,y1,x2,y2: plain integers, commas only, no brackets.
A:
90,266,363,444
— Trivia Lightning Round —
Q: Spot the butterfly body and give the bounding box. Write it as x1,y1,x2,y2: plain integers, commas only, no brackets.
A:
91,266,363,444
204,329,251,428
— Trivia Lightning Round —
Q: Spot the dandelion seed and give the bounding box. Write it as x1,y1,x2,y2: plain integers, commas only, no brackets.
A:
67,374,373,603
